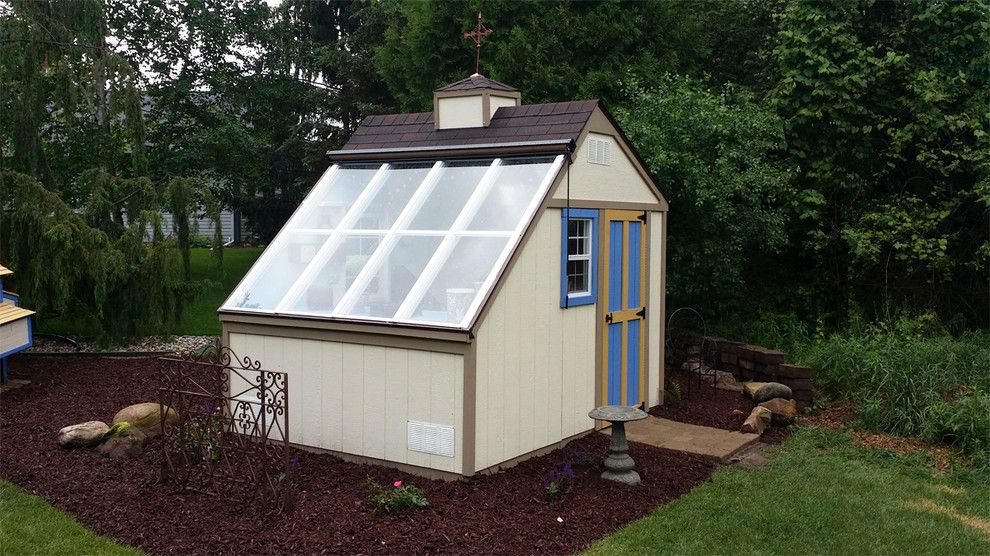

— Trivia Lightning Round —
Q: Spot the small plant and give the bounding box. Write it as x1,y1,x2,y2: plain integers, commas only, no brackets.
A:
664,380,682,405
543,462,576,500
367,479,429,513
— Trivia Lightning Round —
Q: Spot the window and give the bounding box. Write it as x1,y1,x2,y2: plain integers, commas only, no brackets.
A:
560,208,598,307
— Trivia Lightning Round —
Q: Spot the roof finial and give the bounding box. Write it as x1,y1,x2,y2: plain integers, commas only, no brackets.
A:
463,11,492,76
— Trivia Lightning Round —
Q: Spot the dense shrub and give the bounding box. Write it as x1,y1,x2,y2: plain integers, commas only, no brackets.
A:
717,312,989,470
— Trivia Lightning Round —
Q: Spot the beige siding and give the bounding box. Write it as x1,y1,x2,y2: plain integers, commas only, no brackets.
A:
490,95,518,114
228,332,465,473
552,131,660,205
648,211,664,407
473,209,597,472
436,95,484,129
0,318,30,353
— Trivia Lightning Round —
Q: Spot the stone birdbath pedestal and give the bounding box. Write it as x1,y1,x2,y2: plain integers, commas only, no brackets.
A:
589,405,649,485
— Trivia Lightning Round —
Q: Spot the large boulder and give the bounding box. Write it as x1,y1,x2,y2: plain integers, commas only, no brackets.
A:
753,382,793,403
740,406,772,435
97,425,147,460
759,398,797,426
112,403,179,438
57,421,110,449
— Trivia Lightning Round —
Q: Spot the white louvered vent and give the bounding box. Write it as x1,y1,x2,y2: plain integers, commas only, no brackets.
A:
407,420,455,458
587,137,612,166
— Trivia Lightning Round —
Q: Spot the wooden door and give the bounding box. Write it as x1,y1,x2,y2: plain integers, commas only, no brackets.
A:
600,210,647,407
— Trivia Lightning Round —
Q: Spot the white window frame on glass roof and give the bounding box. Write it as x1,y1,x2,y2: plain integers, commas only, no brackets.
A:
222,154,565,329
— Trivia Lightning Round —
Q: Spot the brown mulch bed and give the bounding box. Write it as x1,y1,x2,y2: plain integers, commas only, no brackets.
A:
1,356,718,555
649,369,792,445
796,404,955,471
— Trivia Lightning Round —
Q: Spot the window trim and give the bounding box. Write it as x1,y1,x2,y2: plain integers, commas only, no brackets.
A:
560,208,599,307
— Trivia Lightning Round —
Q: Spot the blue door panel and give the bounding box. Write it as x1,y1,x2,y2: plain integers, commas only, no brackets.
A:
626,319,640,403
608,221,624,312
627,222,641,307
607,323,623,405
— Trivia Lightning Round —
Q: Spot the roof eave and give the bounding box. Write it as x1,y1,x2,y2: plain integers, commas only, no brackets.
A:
327,139,575,162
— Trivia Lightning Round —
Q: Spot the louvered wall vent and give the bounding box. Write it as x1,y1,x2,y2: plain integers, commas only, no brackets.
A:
407,420,455,457
587,137,612,166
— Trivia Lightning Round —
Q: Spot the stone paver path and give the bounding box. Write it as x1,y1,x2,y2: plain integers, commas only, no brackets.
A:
602,415,759,461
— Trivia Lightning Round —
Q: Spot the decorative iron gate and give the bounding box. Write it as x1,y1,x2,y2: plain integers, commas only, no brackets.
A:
158,347,292,510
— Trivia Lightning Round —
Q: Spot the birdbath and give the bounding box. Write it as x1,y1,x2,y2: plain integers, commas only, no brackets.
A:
589,405,649,485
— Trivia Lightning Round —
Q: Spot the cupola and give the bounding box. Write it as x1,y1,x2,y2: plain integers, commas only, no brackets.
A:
433,74,521,130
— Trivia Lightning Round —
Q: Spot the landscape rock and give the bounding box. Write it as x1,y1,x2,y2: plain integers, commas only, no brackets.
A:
743,382,769,399
740,406,772,435
57,421,110,449
759,398,797,426
730,409,747,417
713,371,744,392
752,382,793,404
96,426,147,460
112,402,179,437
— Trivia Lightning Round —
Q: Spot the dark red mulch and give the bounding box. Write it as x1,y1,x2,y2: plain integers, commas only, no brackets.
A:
1,356,718,555
650,369,793,445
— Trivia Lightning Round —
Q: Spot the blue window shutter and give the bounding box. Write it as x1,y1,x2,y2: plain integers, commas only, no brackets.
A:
560,208,599,308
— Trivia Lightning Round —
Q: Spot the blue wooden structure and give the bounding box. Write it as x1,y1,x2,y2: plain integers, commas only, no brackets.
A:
0,264,34,384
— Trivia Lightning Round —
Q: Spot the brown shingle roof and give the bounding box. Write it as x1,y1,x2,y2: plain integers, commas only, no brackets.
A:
435,74,518,93
341,100,598,152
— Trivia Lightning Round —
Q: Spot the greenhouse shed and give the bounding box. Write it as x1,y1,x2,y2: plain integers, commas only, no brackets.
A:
219,75,669,477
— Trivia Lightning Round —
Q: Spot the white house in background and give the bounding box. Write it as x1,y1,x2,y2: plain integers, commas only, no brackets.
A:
219,74,669,478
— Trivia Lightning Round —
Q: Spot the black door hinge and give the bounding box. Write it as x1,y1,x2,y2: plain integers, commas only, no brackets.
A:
605,312,613,323
636,306,646,318
638,212,648,224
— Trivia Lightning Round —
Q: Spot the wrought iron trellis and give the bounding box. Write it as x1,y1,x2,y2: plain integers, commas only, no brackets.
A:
158,346,291,510
665,307,716,398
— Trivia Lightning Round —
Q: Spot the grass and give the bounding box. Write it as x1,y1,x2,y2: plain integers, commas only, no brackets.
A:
714,311,990,472
170,246,263,336
37,247,262,338
587,427,990,555
0,480,141,555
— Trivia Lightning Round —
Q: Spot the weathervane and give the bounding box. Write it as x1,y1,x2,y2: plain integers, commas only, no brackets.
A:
464,11,492,76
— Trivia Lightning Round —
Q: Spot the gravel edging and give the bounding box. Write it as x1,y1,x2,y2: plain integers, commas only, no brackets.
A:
26,335,217,355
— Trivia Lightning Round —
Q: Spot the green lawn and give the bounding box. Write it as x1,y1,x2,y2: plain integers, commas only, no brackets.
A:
587,427,990,555
0,481,141,555
37,247,262,338
170,246,263,336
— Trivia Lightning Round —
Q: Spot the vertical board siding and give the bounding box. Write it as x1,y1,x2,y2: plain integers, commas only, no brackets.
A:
474,209,597,471
551,130,660,205
648,212,664,407
228,333,464,473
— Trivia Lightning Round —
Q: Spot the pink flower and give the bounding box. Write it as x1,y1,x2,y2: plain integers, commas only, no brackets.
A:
393,481,403,488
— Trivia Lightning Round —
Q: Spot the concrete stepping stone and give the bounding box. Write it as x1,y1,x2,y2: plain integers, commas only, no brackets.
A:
602,415,759,461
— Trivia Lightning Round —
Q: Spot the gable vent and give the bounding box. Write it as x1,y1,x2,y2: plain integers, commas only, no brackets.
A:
587,137,612,166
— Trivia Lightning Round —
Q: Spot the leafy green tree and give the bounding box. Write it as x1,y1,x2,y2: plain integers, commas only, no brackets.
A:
615,77,794,316
770,0,989,326
1,171,184,339
375,0,710,110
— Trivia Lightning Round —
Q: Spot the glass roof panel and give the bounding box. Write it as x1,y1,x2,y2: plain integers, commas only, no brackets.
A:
286,234,382,315
347,162,434,230
222,155,564,328
466,157,556,231
405,160,491,231
227,231,330,311
337,234,443,319
406,236,509,325
294,164,381,230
